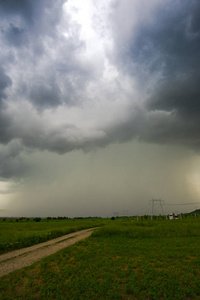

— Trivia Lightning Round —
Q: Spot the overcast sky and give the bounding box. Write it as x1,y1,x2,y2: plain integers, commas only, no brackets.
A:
1,0,200,217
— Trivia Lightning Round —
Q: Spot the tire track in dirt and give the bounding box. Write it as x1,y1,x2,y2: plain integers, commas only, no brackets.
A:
0,227,98,277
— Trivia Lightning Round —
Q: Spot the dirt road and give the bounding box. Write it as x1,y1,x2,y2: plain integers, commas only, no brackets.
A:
0,227,97,277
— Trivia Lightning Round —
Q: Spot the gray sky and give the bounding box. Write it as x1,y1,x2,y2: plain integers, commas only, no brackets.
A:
1,0,200,217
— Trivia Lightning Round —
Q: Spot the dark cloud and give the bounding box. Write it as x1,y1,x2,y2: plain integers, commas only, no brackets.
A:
110,0,200,149
0,0,99,173
190,1,200,33
119,0,200,88
1,0,200,182
143,1,200,148
29,78,62,109
2,24,26,47
0,140,28,179
0,0,89,110
0,0,65,29
0,66,12,102
147,75,200,117
0,111,11,144
0,67,12,144
0,0,33,21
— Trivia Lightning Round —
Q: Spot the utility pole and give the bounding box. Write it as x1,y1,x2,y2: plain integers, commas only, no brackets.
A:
150,199,164,219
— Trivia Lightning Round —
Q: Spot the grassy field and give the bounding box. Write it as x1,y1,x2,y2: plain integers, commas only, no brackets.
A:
0,218,108,254
0,218,200,299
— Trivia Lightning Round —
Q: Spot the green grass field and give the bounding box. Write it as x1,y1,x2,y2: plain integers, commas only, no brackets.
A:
0,218,107,254
1,218,200,299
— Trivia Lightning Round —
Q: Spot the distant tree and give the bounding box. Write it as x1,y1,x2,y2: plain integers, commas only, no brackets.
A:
34,217,41,222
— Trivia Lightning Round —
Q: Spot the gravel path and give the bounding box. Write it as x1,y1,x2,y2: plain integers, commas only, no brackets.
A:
0,227,97,277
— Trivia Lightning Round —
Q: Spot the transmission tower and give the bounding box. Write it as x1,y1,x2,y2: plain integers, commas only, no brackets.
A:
150,199,164,219
113,212,119,218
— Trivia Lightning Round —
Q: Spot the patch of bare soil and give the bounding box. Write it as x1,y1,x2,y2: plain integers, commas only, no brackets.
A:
0,227,97,277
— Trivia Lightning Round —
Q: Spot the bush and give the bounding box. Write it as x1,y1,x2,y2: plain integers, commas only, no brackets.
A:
34,217,41,222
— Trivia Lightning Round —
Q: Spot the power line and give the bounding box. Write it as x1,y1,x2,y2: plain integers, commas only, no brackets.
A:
134,202,151,216
150,199,164,219
165,202,200,206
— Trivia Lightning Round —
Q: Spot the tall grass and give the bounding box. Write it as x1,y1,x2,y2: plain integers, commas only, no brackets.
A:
92,218,200,239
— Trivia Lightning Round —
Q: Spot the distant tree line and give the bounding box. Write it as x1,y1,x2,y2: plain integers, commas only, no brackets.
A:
0,216,102,222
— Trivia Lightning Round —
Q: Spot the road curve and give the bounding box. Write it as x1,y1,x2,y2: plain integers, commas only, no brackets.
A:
0,227,98,277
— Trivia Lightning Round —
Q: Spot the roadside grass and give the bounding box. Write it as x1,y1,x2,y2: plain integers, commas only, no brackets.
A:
0,218,108,254
93,217,200,239
1,218,200,299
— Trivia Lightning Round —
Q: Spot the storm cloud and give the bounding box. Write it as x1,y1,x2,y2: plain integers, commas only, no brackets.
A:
0,0,200,216
109,0,200,145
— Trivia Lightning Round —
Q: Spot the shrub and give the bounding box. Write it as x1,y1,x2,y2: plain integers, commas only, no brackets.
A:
34,217,41,222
